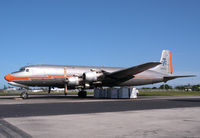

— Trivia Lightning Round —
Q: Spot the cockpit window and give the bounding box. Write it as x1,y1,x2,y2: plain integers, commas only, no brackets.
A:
19,67,25,71
11,67,26,74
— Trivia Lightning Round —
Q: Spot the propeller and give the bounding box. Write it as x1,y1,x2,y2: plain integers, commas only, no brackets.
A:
64,67,68,95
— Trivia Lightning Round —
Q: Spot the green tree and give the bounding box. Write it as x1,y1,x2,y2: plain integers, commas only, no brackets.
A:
175,85,186,90
152,87,157,89
159,84,172,90
192,85,200,91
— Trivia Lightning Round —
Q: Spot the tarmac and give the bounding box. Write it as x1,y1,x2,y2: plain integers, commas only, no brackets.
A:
0,95,200,138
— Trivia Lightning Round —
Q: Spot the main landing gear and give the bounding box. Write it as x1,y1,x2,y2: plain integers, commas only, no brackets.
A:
78,90,87,98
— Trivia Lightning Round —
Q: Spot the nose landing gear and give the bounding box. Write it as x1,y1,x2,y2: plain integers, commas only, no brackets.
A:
20,92,29,99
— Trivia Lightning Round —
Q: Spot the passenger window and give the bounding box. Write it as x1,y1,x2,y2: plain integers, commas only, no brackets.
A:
26,69,29,72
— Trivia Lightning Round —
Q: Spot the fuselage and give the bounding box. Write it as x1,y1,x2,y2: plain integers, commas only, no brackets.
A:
5,64,165,89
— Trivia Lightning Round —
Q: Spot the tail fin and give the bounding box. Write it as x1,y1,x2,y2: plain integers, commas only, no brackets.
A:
152,50,173,75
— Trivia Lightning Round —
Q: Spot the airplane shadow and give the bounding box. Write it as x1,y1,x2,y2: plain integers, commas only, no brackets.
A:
0,94,94,100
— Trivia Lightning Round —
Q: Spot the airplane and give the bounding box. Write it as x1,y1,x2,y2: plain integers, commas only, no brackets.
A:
4,50,194,99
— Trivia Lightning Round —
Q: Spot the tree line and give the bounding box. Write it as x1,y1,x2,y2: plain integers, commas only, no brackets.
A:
141,84,200,91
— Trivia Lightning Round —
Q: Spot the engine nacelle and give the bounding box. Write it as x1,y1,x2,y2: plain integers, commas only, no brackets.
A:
84,83,90,89
67,77,79,86
83,71,101,82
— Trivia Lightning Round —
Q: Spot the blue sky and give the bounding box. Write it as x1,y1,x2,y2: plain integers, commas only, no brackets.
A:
0,0,199,88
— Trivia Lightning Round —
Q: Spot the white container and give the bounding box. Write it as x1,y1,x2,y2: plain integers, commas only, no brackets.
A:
130,87,139,99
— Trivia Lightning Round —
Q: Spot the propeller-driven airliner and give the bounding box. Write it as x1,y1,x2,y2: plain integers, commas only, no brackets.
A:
4,50,194,99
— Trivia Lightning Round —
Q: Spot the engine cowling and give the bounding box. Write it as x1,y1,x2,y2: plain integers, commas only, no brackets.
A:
67,77,79,86
83,71,102,82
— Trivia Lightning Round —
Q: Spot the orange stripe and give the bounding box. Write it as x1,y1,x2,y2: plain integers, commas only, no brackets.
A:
169,50,173,74
8,75,72,81
7,74,161,81
134,76,161,79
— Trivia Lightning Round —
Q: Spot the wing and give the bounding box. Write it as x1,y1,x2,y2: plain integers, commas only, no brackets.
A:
102,62,161,85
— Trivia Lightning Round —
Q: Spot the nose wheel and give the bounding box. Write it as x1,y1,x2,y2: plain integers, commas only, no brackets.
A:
20,92,29,99
78,91,87,98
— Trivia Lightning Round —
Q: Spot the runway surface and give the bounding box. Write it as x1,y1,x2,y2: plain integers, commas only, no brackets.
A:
0,95,200,138
0,95,200,118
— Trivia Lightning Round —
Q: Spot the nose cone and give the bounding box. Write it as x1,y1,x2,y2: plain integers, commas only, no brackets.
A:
4,74,12,81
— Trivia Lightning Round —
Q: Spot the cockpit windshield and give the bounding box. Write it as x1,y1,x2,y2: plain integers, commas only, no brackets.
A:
20,67,26,71
11,67,26,74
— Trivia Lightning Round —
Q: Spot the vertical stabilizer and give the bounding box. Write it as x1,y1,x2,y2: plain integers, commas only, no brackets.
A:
152,50,173,75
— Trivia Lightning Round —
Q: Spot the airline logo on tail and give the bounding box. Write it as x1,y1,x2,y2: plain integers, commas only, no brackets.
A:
161,58,167,66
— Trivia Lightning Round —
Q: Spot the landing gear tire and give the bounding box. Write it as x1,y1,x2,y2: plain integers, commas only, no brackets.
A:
78,91,87,98
20,92,28,99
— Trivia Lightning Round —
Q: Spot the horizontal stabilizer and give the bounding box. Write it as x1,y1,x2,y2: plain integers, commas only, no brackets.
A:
163,75,196,82
106,62,161,81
